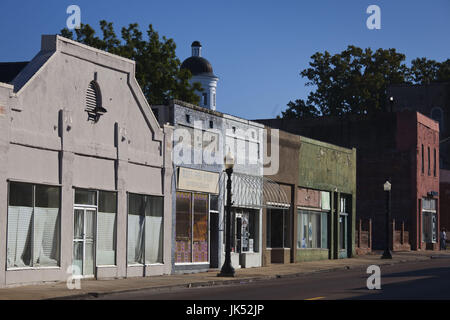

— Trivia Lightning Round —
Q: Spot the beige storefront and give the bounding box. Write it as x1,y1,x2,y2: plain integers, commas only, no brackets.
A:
174,167,221,272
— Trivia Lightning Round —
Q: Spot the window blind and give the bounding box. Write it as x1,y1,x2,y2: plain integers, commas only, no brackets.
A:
7,206,33,268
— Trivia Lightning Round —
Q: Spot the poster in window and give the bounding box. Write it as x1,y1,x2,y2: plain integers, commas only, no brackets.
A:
308,222,313,241
241,213,249,251
193,193,208,262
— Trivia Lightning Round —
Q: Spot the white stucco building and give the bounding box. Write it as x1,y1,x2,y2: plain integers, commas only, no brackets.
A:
0,35,173,287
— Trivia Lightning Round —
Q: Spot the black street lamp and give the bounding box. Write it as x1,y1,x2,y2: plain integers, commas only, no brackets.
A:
382,180,392,259
218,151,236,277
389,96,394,112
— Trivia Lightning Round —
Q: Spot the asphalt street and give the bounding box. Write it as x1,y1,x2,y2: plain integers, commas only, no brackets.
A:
82,257,450,300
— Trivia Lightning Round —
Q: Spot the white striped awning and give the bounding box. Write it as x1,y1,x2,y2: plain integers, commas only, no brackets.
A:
220,172,290,209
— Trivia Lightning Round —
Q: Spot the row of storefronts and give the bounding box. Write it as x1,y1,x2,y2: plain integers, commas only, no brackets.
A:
261,130,357,265
258,111,441,251
0,35,356,287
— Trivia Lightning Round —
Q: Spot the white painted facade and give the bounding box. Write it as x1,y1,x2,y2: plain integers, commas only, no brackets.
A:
0,35,173,287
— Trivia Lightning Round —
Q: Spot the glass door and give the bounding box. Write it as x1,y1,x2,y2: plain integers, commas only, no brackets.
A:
339,213,348,258
73,207,96,276
235,213,242,254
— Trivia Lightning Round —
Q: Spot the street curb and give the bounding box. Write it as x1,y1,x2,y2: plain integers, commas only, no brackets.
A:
47,255,433,300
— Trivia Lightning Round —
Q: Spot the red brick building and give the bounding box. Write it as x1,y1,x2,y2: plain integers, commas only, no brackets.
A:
256,111,440,251
440,170,450,233
388,83,450,236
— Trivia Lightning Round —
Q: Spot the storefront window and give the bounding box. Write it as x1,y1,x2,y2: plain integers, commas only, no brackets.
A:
145,196,164,264
193,193,208,262
128,194,144,264
97,191,117,265
297,210,328,249
321,212,328,249
266,208,290,248
7,182,60,268
175,192,209,263
127,193,164,265
422,198,437,243
175,192,192,263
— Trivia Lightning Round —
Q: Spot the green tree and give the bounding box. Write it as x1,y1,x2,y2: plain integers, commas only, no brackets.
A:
280,99,319,119
408,58,450,84
61,21,202,105
408,57,441,84
282,46,450,119
285,45,409,117
437,59,450,82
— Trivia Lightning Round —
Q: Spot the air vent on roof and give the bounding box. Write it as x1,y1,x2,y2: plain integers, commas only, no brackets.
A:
85,81,106,122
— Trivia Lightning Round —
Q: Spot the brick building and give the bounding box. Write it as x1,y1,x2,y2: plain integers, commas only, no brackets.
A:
257,111,440,251
388,83,450,233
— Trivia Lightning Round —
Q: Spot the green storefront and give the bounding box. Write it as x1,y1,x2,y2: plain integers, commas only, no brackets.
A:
262,128,356,265
296,136,356,262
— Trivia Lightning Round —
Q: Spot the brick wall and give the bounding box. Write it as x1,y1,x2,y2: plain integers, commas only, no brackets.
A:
440,170,450,232
356,219,372,255
392,219,411,251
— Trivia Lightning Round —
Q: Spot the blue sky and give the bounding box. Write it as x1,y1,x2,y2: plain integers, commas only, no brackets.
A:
0,0,449,119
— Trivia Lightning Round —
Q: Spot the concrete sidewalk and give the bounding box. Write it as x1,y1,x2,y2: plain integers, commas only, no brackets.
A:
0,250,449,300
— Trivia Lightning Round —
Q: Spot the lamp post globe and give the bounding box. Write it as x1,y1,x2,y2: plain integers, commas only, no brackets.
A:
224,151,235,170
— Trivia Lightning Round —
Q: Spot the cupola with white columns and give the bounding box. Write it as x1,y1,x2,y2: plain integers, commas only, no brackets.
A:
181,41,219,110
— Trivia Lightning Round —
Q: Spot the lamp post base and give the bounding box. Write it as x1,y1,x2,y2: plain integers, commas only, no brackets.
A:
381,249,392,259
217,264,235,277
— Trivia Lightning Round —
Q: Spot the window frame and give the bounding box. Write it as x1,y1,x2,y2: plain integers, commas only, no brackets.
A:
297,208,329,250
175,191,210,265
127,192,165,266
434,148,437,177
7,181,62,270
266,207,290,249
421,144,424,174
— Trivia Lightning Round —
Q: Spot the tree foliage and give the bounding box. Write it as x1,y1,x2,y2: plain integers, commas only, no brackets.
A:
281,45,450,119
279,99,319,119
61,21,202,105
